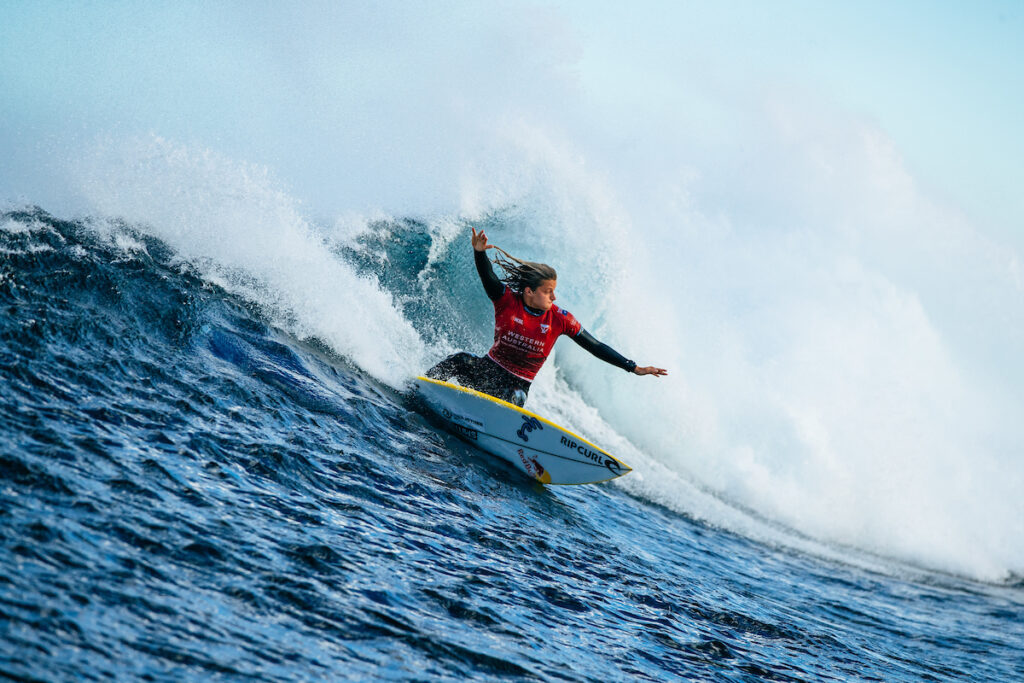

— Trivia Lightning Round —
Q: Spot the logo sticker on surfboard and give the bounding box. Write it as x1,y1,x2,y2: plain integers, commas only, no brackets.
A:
414,376,631,485
518,448,551,484
516,415,542,442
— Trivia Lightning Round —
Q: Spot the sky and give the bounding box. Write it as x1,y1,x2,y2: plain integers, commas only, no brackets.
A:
1,1,1021,241
557,0,1024,240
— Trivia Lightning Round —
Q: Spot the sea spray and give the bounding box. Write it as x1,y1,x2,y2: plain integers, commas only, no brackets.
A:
5,0,1020,581
75,136,425,388
477,108,1024,581
68,119,1024,582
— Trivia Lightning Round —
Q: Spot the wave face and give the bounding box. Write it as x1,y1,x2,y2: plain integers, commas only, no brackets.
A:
60,131,1024,585
2,2,1020,583
2,207,1023,681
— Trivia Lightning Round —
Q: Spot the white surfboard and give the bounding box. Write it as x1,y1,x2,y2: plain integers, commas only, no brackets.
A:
413,376,631,485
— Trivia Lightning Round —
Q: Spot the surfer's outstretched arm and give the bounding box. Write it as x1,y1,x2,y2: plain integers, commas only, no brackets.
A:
471,227,504,301
572,330,668,377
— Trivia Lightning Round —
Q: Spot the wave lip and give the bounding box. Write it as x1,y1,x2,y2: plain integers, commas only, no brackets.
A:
73,136,426,388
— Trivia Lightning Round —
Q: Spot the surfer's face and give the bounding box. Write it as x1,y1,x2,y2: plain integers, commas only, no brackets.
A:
523,279,557,311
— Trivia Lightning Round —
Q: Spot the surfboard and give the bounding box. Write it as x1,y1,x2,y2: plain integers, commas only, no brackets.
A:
413,376,632,485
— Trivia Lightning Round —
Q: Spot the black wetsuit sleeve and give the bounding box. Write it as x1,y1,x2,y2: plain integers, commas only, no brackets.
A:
475,249,504,302
572,329,637,373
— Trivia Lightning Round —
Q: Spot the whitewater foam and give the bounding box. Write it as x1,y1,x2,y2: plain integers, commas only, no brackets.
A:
431,110,1024,582
75,136,426,388
11,1,1018,582
68,118,1024,583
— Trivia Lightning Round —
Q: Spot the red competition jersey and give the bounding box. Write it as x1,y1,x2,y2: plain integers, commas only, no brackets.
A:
487,287,582,382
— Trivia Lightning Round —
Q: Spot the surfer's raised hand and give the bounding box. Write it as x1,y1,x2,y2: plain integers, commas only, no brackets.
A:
471,227,493,252
633,365,668,377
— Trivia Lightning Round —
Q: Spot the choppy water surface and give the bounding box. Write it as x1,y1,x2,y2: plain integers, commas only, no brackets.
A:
2,209,1022,681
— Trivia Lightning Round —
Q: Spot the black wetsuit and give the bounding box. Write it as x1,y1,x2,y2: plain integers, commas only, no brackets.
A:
426,250,637,404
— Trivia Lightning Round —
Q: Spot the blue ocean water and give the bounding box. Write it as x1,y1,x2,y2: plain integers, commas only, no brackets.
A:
2,208,1022,681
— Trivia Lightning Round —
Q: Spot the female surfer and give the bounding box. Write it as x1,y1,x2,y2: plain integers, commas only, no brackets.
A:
426,228,667,406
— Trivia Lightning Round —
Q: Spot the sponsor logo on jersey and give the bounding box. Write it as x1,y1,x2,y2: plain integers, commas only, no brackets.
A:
540,323,549,333
513,316,524,325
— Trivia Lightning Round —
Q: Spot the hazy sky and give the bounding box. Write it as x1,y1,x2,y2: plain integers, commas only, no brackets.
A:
555,0,1023,237
1,1,1021,239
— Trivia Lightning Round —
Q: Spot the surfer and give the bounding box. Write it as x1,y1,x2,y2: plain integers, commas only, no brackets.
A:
426,228,667,406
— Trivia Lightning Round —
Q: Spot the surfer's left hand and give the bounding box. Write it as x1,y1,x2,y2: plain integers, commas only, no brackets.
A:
633,366,668,377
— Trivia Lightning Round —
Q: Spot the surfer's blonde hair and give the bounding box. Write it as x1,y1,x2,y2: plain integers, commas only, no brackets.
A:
490,246,557,293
